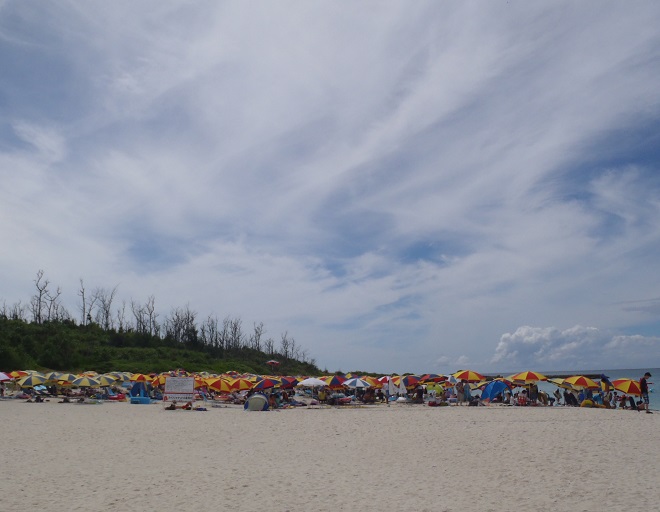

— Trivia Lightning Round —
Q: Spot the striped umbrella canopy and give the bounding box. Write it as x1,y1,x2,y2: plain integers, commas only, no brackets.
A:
110,372,131,382
207,378,232,393
323,375,347,389
44,371,62,382
56,373,79,384
17,374,47,388
564,375,599,389
508,371,548,384
130,373,149,382
229,377,254,391
252,377,280,391
0,371,12,381
97,374,118,387
547,377,573,390
343,377,371,389
453,370,486,383
151,374,169,386
612,378,642,396
72,376,101,388
420,373,446,383
10,370,29,379
278,376,299,389
400,375,422,388
361,376,381,388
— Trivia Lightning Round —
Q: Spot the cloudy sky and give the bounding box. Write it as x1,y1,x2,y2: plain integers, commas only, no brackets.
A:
2,2,660,374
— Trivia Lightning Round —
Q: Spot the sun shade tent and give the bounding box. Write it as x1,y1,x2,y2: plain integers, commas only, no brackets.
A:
481,380,511,402
244,393,269,411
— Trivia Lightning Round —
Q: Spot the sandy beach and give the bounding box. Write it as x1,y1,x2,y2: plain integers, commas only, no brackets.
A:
1,400,658,512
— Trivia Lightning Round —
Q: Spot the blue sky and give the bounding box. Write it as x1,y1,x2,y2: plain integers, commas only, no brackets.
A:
1,2,660,374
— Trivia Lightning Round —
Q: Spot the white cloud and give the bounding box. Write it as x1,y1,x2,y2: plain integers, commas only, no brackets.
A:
492,325,660,371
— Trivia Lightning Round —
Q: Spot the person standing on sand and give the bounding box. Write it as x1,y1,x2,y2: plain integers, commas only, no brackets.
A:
456,380,465,405
640,372,652,414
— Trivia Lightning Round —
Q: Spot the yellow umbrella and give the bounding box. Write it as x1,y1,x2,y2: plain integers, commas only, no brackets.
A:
452,370,486,383
97,374,119,387
17,374,47,388
207,378,232,393
130,373,149,382
547,377,574,390
229,377,255,391
72,376,101,388
564,375,599,389
508,370,548,384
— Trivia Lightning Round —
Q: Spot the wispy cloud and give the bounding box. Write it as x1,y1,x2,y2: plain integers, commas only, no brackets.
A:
1,2,660,373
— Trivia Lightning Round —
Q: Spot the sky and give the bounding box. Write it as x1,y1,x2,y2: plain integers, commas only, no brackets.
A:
1,1,660,375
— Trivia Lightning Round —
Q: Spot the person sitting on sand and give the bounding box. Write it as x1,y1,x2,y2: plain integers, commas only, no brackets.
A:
165,401,177,410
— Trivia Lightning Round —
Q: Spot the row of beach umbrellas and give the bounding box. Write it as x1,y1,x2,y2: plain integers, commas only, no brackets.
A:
0,368,645,396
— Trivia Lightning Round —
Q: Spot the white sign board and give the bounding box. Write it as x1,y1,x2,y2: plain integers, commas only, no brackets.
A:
163,377,195,402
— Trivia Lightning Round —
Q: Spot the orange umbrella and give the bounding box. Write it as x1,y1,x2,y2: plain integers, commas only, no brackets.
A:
453,370,486,383
130,373,149,382
612,378,642,396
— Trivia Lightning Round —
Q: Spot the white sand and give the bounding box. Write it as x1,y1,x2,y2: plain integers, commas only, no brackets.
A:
1,400,658,512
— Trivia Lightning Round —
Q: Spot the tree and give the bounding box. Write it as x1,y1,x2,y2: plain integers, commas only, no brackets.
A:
29,270,49,324
78,279,99,326
95,286,118,331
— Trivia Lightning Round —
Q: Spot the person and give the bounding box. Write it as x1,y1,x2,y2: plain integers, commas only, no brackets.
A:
529,383,538,404
640,372,652,414
0,381,5,397
463,380,471,404
553,388,562,406
165,401,177,410
456,381,465,405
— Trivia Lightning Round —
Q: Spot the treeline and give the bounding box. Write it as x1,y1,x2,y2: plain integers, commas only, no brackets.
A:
0,270,321,376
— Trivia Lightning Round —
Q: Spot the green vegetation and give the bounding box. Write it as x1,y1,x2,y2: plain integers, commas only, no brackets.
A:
0,318,321,376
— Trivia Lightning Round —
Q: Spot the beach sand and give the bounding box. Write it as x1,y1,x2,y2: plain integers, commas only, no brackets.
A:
1,400,657,512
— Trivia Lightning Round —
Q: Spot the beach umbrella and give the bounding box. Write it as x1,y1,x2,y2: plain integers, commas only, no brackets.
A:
72,376,100,388
97,375,118,387
547,377,574,390
110,372,131,382
252,378,279,391
297,377,327,388
229,377,254,391
612,379,642,396
56,373,78,384
0,372,12,381
43,371,62,382
508,371,548,384
17,374,47,388
344,377,371,390
361,376,381,388
130,373,149,382
420,374,446,383
278,376,299,389
207,378,232,393
564,375,599,389
400,375,421,388
151,374,169,386
323,375,347,388
452,370,486,383
9,370,29,380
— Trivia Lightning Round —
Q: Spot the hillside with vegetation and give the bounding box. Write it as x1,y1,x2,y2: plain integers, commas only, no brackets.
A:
0,271,322,376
